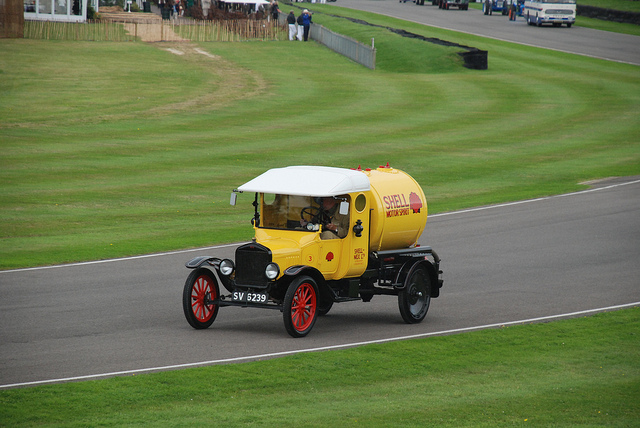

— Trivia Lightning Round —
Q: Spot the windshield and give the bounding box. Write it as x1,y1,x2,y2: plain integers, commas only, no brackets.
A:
261,194,316,230
260,194,349,235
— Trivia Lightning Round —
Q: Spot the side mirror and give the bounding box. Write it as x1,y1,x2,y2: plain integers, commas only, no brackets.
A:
230,192,237,206
339,201,349,216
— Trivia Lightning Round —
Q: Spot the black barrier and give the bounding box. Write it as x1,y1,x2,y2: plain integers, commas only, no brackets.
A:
459,49,488,70
316,11,489,70
577,5,640,25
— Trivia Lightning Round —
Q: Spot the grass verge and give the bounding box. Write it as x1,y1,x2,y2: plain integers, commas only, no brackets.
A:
1,8,639,269
1,307,638,426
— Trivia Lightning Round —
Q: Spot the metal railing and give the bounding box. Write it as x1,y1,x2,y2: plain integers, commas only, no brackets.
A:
309,23,376,70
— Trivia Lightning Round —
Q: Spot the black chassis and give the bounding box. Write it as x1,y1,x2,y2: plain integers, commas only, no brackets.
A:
185,243,443,312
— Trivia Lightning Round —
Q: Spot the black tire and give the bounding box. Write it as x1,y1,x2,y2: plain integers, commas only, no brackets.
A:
183,268,220,329
398,263,431,324
283,276,319,337
317,297,334,316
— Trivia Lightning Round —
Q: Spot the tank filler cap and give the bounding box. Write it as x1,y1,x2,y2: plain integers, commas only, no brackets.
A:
377,162,398,173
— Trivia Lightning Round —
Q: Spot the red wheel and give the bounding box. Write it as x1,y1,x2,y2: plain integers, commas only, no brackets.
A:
183,268,219,329
283,276,318,337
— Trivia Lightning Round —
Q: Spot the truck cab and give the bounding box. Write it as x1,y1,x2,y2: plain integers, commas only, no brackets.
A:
182,165,443,337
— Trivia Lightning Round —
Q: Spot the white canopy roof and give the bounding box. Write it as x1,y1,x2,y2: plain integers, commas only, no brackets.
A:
238,166,371,197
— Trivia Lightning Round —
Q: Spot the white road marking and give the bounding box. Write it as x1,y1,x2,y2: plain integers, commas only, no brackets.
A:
2,178,638,274
430,179,640,218
1,301,637,389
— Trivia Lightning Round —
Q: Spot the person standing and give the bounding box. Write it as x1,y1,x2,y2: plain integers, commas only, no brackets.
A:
296,11,304,41
484,0,492,15
287,10,297,40
302,9,312,42
270,0,280,22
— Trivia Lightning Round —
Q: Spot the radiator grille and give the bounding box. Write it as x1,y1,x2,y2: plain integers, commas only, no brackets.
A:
235,243,272,287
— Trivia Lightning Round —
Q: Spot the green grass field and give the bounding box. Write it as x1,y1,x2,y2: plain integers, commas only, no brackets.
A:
0,5,639,425
1,307,638,426
1,6,638,270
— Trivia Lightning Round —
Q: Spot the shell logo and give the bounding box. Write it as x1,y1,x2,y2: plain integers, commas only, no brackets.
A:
409,192,423,213
326,252,334,262
383,192,423,217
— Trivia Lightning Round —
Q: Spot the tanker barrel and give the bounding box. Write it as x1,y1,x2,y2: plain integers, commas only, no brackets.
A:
363,166,428,252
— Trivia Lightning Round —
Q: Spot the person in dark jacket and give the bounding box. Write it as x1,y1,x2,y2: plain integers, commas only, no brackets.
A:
296,10,304,41
287,10,297,40
270,1,280,21
301,9,312,42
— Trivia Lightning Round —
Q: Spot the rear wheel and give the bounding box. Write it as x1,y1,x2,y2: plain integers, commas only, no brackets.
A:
183,268,219,329
317,297,334,316
283,276,318,337
398,263,431,324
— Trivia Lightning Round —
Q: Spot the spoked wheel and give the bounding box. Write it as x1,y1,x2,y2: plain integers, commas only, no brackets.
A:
183,268,220,329
398,263,432,324
283,276,318,338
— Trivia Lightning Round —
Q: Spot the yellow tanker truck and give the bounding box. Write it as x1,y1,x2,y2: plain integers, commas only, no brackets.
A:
182,164,443,337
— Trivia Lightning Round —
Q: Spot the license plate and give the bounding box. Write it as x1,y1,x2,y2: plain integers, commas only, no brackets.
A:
232,290,268,304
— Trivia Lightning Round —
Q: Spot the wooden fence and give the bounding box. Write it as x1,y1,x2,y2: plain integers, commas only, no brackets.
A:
24,19,287,42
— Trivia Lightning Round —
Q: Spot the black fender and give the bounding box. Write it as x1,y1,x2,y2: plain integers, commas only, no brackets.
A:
282,265,325,286
281,265,330,303
185,256,221,269
185,256,235,293
394,259,440,298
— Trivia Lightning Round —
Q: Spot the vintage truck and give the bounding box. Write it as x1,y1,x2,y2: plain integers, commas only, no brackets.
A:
182,164,443,337
415,0,468,9
431,0,469,10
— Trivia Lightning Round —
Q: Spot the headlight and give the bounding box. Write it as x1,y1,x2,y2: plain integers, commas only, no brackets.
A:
265,263,279,280
219,259,235,276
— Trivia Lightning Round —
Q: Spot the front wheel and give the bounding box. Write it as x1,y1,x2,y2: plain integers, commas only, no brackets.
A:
398,263,432,324
283,276,319,337
183,268,220,329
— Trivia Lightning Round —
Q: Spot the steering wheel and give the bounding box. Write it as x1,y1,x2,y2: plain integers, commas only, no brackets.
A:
300,206,321,224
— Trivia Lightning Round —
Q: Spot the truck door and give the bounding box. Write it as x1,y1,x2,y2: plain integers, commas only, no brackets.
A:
344,192,370,278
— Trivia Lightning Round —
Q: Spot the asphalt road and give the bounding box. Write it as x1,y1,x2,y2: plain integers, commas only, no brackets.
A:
1,9,638,388
1,178,639,388
332,0,640,66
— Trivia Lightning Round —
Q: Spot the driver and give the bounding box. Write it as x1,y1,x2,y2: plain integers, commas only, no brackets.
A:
300,197,349,239
317,197,349,239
